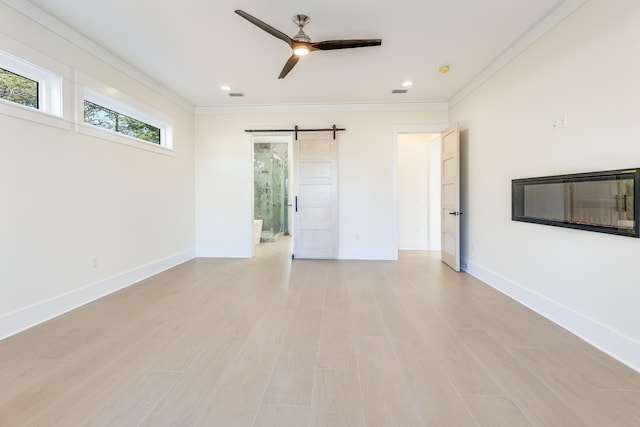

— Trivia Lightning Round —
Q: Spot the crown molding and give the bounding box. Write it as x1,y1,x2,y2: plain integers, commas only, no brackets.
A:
1,0,195,112
195,102,448,115
448,0,588,107
391,124,449,134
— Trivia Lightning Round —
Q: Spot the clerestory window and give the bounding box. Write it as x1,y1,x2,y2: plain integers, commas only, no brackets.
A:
0,67,39,109
80,82,173,152
84,100,161,145
0,48,63,118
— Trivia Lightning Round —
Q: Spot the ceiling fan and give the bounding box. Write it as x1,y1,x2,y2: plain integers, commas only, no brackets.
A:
234,10,382,79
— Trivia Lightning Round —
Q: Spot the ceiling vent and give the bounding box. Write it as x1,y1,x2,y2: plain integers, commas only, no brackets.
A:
392,89,408,94
228,92,244,97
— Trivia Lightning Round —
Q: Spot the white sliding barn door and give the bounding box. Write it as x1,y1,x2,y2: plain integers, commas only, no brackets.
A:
293,131,338,259
441,125,461,271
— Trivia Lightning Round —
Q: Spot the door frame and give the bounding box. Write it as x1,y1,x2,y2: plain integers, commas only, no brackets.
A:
392,124,449,258
250,133,294,257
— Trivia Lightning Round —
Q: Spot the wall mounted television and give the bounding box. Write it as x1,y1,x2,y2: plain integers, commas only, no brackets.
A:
512,168,639,238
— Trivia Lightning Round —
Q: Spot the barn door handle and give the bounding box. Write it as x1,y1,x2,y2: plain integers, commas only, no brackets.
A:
295,196,298,212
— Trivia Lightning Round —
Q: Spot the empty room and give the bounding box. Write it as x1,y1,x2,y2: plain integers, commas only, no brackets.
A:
1,0,639,425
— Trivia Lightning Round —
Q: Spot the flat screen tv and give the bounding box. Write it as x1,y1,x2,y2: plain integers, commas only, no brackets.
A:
512,168,639,237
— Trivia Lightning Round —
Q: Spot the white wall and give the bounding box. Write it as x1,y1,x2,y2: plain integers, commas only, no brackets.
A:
397,134,430,250
195,109,448,260
450,0,640,370
0,3,195,338
428,138,441,251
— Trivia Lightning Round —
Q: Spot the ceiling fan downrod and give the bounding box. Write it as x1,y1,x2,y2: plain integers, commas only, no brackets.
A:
292,15,311,42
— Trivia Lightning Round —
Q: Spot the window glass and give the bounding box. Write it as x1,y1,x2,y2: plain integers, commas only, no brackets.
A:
84,100,161,145
0,67,39,108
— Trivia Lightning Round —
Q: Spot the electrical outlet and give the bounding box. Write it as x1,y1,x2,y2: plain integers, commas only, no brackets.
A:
90,256,98,268
552,115,567,130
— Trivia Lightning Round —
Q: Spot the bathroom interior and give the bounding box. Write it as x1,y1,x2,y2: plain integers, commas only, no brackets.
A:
253,141,290,245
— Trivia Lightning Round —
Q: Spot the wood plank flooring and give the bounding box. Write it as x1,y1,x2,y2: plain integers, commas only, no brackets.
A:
1,237,639,426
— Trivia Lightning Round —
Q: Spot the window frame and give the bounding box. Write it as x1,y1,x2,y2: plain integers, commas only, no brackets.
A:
0,34,69,129
76,72,174,154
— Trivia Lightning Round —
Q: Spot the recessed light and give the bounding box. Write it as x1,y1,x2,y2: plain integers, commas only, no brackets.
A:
439,65,451,74
220,85,231,91
402,81,413,87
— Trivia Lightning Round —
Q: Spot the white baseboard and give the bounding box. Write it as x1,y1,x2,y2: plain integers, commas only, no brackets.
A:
462,257,640,373
0,249,195,340
196,246,251,258
196,245,397,260
339,248,398,260
398,240,429,250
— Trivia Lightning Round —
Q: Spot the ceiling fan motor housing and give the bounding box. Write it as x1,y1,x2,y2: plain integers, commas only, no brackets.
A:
293,15,311,42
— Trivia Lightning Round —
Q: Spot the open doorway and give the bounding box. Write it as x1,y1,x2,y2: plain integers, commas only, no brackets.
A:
252,135,293,254
396,133,442,252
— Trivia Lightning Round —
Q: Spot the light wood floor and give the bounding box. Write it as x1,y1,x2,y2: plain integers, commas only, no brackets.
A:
1,237,639,426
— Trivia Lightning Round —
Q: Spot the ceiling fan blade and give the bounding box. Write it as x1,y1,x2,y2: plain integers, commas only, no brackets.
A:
235,10,293,47
278,55,300,79
311,39,382,51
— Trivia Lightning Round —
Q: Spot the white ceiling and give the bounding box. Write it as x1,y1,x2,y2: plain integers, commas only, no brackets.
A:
25,0,566,107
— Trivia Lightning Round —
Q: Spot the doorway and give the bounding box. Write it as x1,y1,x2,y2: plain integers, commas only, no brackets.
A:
396,132,442,253
252,135,293,249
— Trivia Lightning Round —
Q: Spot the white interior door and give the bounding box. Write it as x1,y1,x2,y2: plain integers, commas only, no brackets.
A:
441,125,461,271
293,131,338,259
